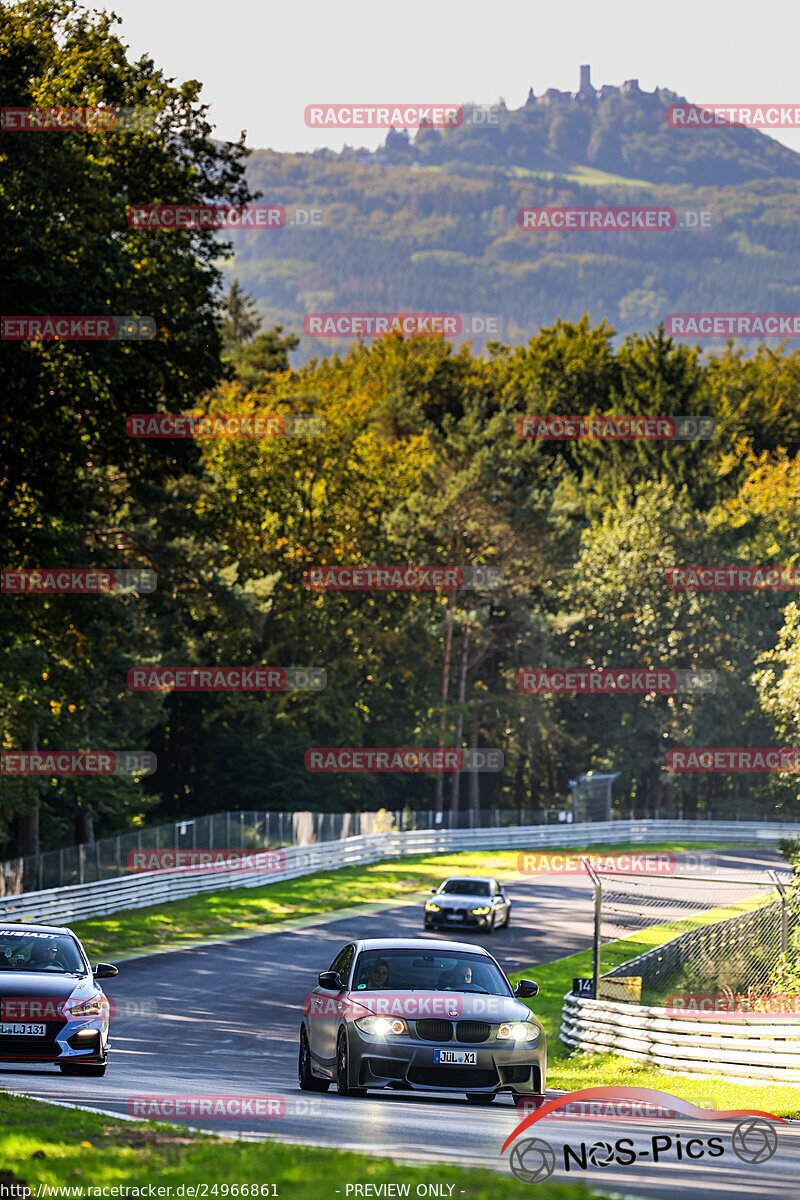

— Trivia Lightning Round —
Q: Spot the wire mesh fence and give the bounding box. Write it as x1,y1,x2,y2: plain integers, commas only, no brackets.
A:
594,867,796,1004
0,805,565,895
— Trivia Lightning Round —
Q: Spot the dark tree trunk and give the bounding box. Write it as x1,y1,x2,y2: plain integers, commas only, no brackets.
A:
75,802,95,845
449,624,470,817
434,588,456,815
17,724,40,858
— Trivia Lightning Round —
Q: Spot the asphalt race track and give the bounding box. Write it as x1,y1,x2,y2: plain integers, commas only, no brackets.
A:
0,848,796,1198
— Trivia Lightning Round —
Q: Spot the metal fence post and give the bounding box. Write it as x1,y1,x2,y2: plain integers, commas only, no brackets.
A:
581,857,603,998
770,870,789,955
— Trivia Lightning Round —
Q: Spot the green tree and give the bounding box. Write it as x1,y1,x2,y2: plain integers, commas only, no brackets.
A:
0,0,254,855
220,280,262,357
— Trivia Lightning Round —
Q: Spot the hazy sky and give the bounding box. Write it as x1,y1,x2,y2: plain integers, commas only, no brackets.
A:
101,0,800,155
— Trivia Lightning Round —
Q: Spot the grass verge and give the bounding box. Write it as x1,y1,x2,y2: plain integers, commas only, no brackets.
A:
67,841,736,962
0,1091,602,1196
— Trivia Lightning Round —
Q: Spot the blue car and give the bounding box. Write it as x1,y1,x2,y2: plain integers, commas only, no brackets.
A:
0,923,118,1076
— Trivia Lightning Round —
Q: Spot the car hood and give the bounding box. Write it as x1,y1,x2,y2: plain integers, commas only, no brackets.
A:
429,895,493,909
0,972,91,1000
440,993,541,1024
347,989,541,1027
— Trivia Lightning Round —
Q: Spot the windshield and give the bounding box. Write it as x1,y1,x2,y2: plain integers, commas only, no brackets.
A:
0,931,86,974
352,949,512,995
440,879,491,896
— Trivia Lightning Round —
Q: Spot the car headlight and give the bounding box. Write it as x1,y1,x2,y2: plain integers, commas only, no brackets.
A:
65,994,106,1019
472,906,491,915
425,902,440,911
354,1016,407,1036
497,1021,539,1042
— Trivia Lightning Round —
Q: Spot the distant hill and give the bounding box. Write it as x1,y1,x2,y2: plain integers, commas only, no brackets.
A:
227,68,800,361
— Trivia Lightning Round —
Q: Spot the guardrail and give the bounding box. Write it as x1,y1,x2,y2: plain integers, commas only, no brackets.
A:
0,818,798,927
560,992,800,1085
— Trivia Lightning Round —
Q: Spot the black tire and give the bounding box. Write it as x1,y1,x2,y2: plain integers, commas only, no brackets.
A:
299,1027,329,1092
502,907,511,928
486,913,495,934
466,1092,495,1104
336,1030,366,1097
60,1061,106,1077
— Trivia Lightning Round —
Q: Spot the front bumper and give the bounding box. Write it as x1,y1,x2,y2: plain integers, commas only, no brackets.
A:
348,1028,545,1094
424,911,493,929
0,1021,107,1064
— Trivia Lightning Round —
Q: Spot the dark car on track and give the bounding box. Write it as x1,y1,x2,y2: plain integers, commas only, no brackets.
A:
0,923,118,1075
424,875,511,932
299,937,545,1104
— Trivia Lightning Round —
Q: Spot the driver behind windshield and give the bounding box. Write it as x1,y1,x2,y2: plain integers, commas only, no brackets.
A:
28,941,62,970
0,935,82,973
363,960,390,988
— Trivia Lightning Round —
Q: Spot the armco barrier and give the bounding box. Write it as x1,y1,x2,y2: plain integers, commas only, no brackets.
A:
560,992,800,1085
0,818,798,926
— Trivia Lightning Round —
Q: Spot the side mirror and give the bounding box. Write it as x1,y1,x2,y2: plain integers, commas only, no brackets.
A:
515,979,539,999
93,963,119,979
318,970,345,991
430,887,438,893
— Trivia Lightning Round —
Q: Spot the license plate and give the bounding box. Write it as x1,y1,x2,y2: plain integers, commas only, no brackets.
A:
434,1049,476,1065
0,1023,45,1036
445,913,464,921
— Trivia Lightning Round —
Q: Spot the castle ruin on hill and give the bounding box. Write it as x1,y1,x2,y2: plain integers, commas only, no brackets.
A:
527,65,649,106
